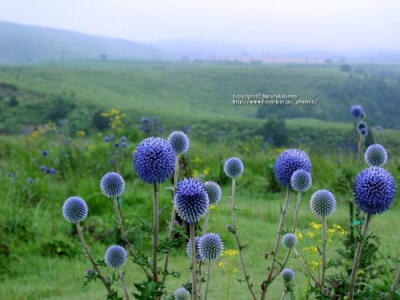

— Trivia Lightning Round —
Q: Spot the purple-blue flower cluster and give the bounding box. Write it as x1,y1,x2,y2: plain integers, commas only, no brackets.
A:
100,172,125,198
62,196,88,223
224,157,244,178
274,149,311,187
350,105,364,118
199,233,224,260
168,131,190,155
133,137,175,184
104,245,127,269
354,167,396,215
186,236,203,262
175,178,208,224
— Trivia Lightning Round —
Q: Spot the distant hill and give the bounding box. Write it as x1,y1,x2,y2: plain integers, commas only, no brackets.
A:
0,21,168,63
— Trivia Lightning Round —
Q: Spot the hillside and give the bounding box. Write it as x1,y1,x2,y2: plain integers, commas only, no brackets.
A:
0,21,168,63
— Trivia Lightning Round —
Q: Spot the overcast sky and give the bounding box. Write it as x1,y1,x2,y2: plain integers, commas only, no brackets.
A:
1,0,399,51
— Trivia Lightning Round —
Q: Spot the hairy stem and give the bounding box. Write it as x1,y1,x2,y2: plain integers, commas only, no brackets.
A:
261,188,290,300
152,183,159,282
292,191,302,232
119,269,131,300
230,178,257,300
391,265,400,294
348,214,371,300
321,216,327,289
190,224,198,300
112,197,152,278
204,260,212,300
293,248,320,287
76,223,112,295
162,155,180,283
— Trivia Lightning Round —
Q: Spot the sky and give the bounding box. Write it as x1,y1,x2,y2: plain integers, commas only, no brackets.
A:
1,0,399,51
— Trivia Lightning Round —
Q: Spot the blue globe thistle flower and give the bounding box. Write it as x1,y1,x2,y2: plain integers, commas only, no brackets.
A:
120,136,127,142
282,233,297,248
141,117,149,124
364,144,388,167
357,121,368,136
86,269,94,277
350,105,363,118
133,137,175,184
104,245,127,269
114,142,119,149
199,233,224,260
100,172,125,198
204,181,222,205
47,168,56,175
360,128,368,136
175,178,209,224
274,149,311,187
174,287,190,300
186,236,203,262
310,190,336,217
104,136,111,142
40,165,46,173
281,268,295,282
168,131,190,155
223,157,244,178
290,169,312,192
42,150,48,157
354,167,396,215
121,141,127,148
62,196,88,223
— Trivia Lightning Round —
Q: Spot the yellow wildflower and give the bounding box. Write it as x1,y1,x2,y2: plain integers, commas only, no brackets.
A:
208,205,217,211
310,222,322,230
310,260,321,268
327,229,335,234
192,170,199,178
295,229,303,241
306,232,316,238
203,167,210,177
231,268,238,274
222,249,239,257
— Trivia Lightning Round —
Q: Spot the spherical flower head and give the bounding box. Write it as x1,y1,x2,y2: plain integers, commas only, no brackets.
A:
168,131,190,155
290,169,312,192
281,268,295,282
40,165,46,173
186,236,203,262
133,137,175,184
104,136,111,142
62,196,88,223
199,233,224,260
282,233,297,248
104,245,127,269
174,287,190,300
42,150,48,157
274,149,311,187
364,144,387,167
204,181,222,205
360,128,368,136
120,136,127,142
224,157,244,178
100,172,125,198
175,178,209,224
354,167,396,215
310,189,336,217
350,105,363,118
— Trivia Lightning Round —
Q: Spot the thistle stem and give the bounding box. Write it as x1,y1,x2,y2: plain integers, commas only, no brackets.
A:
190,224,198,300
293,247,320,287
76,222,112,296
261,188,290,300
321,216,327,289
202,212,209,235
230,178,257,300
118,269,131,300
280,288,286,300
204,260,212,300
152,183,159,282
112,197,152,278
162,155,180,283
391,265,400,294
292,191,302,231
348,214,372,300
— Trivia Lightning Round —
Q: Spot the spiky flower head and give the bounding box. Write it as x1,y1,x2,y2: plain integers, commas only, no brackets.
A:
274,149,311,187
364,144,387,167
350,105,363,118
281,268,295,282
360,127,368,136
223,157,244,178
282,233,297,248
100,172,125,198
62,196,88,223
290,169,312,192
168,131,190,155
175,178,209,224
104,245,127,269
354,167,396,215
199,233,224,260
186,236,203,262
204,181,222,205
133,137,175,184
174,287,190,300
310,190,336,217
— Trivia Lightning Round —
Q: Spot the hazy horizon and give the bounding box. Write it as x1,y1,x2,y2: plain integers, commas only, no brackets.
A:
1,0,399,53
